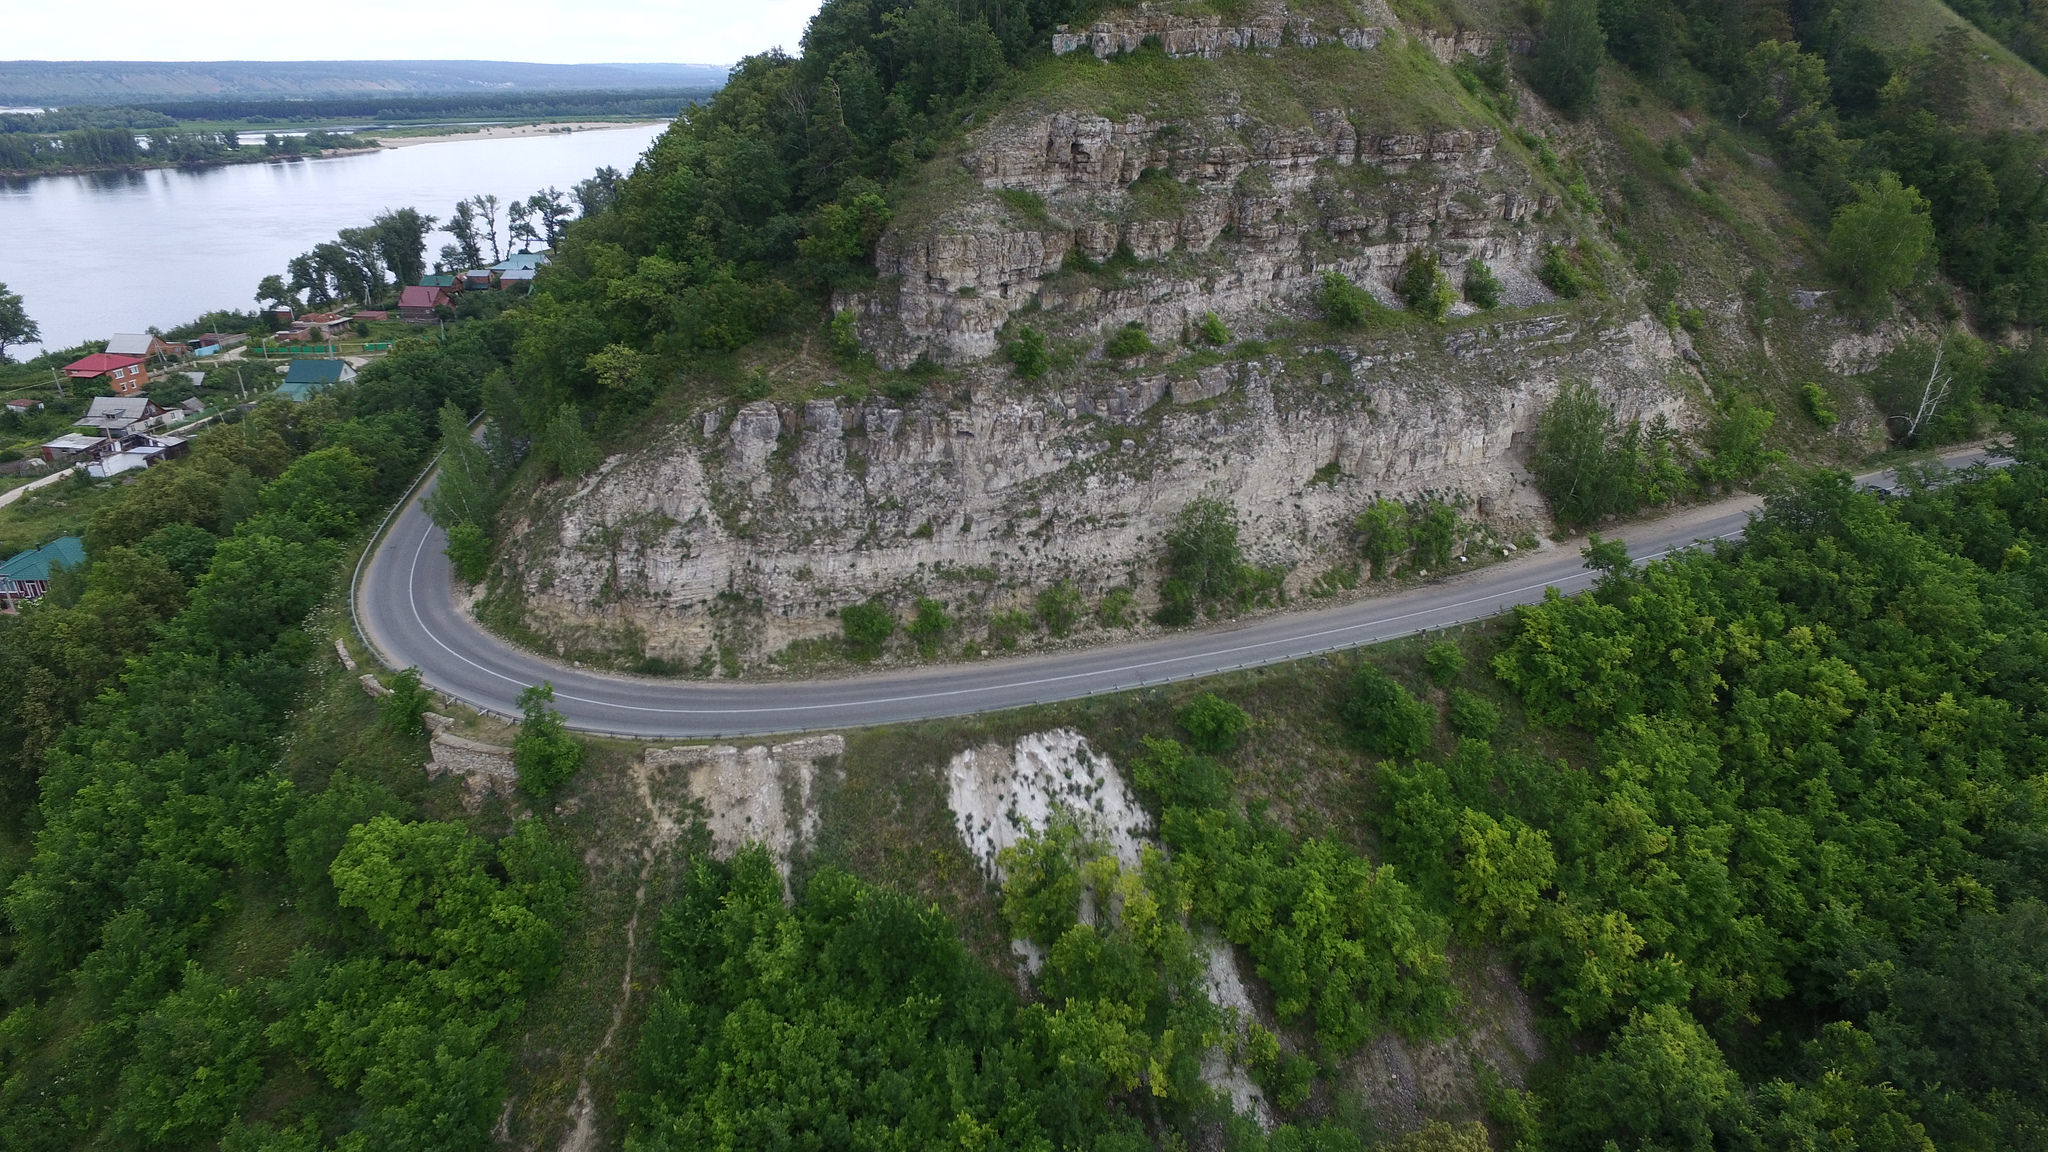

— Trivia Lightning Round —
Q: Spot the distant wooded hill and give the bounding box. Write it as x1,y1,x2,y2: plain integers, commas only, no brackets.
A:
0,59,730,104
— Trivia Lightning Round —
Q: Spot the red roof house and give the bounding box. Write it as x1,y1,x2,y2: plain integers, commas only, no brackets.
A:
397,285,450,323
62,353,150,396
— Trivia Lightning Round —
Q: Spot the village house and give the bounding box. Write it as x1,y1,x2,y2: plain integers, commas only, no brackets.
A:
492,252,549,273
75,396,168,438
277,359,356,401
5,397,44,414
0,536,85,611
85,433,186,479
497,266,538,292
397,285,450,323
105,332,181,361
461,268,493,290
418,273,461,292
62,352,150,396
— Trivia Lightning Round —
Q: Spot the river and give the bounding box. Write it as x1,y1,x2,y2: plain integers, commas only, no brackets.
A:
0,121,668,356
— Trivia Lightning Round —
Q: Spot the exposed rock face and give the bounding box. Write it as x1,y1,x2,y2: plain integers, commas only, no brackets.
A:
854,98,1552,369
1050,2,1396,59
498,3,1705,669
642,736,845,871
508,315,1690,668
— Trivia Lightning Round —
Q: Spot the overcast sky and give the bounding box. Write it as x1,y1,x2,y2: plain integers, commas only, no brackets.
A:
13,0,820,65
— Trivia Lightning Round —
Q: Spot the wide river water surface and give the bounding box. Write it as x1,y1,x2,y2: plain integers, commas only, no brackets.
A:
0,122,668,355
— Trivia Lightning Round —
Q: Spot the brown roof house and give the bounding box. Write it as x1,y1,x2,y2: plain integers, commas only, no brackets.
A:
397,285,450,323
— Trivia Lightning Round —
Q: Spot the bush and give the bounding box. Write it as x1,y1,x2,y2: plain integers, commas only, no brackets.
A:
1103,322,1154,359
1463,259,1503,309
444,522,492,583
1319,270,1387,328
1006,325,1050,379
1446,688,1501,738
1801,382,1839,429
514,682,583,797
1344,665,1435,757
829,308,863,365
1396,251,1458,322
1178,692,1251,753
1197,311,1231,345
379,666,432,738
840,598,896,658
1034,580,1084,637
986,608,1034,649
1422,641,1466,686
1096,586,1135,628
907,597,950,656
1539,244,1594,298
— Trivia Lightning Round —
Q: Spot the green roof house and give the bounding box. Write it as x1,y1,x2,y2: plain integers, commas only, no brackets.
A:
277,359,356,402
1,536,85,609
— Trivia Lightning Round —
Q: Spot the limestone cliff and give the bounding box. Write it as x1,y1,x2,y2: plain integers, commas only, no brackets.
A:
494,0,1867,672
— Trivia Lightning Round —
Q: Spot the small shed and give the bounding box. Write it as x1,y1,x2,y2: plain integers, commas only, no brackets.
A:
41,432,107,464
0,536,86,610
5,397,44,413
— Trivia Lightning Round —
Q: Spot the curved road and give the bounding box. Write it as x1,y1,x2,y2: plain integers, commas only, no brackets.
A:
354,447,2000,738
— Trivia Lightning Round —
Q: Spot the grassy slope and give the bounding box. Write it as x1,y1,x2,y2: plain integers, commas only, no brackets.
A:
1846,0,2048,131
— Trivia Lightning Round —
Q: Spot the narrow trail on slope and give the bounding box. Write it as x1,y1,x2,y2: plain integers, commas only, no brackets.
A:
558,755,685,1152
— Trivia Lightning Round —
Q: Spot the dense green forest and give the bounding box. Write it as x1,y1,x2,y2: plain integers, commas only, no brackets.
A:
0,322,578,1150
618,438,2048,1150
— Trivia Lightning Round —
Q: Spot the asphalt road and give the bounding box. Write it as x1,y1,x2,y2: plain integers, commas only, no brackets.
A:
353,446,2002,739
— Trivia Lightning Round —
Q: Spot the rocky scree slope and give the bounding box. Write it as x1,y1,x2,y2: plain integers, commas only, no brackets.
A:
499,1,1763,673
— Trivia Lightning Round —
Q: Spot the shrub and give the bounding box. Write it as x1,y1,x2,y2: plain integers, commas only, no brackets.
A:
1034,580,1084,637
1096,587,1135,628
1447,688,1501,738
444,522,492,584
908,597,951,656
1539,244,1594,298
1423,640,1466,686
1344,665,1435,757
1697,394,1785,488
514,682,583,797
1463,259,1503,309
840,598,896,659
1319,270,1386,328
1006,325,1050,379
1396,251,1457,322
1801,382,1839,429
987,608,1034,649
1197,311,1231,345
1357,499,1411,578
829,308,863,365
1103,322,1155,358
1661,135,1693,168
1178,692,1251,753
379,666,432,738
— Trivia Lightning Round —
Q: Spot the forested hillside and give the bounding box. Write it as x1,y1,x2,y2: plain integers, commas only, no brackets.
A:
0,324,579,1150
7,0,2048,1146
